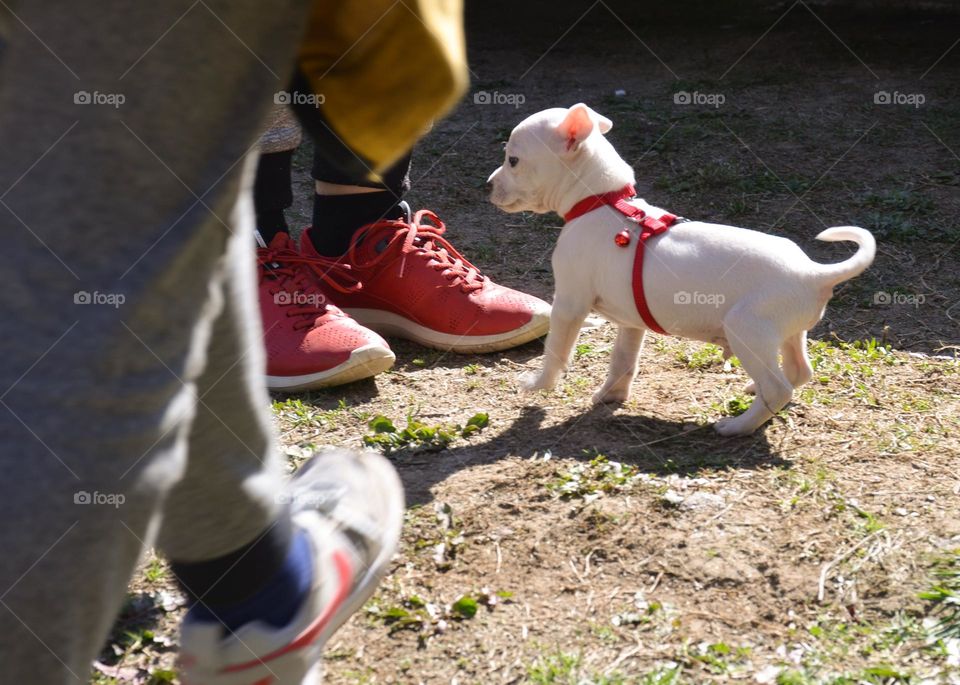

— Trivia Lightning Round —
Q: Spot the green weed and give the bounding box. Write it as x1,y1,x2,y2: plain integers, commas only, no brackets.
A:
548,453,639,500
362,412,489,455
920,549,960,639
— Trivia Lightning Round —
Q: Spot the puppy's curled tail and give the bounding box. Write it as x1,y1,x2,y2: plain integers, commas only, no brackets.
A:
814,226,876,287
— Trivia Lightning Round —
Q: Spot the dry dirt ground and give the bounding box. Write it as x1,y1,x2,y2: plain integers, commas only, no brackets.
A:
94,2,960,684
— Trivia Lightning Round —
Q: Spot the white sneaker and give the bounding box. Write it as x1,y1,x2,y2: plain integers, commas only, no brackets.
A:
178,449,404,685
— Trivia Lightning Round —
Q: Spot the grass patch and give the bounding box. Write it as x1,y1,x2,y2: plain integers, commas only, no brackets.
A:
526,650,682,684
575,342,603,360
809,338,898,381
142,558,167,584
654,160,812,197
674,342,737,370
362,412,489,455
526,651,636,685
271,397,363,430
683,641,753,676
548,453,639,500
366,588,509,637
920,549,960,639
858,189,944,242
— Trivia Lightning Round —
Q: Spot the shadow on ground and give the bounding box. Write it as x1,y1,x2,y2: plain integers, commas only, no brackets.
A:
394,404,790,506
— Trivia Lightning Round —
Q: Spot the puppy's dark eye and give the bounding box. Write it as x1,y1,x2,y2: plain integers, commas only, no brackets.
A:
508,156,519,168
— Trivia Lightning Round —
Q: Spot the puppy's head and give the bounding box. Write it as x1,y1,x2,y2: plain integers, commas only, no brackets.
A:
487,103,614,215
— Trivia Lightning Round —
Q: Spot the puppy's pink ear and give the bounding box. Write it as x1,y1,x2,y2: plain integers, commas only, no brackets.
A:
556,103,595,153
596,113,613,134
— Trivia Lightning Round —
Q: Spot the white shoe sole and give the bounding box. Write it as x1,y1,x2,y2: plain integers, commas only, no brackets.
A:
344,306,551,354
267,344,395,392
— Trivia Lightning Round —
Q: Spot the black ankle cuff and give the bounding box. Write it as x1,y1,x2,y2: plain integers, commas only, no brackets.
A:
309,192,407,257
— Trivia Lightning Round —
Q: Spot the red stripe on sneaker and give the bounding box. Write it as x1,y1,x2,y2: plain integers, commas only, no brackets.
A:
221,549,354,674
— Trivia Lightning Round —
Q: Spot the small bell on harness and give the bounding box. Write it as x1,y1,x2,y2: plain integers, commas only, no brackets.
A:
614,229,631,247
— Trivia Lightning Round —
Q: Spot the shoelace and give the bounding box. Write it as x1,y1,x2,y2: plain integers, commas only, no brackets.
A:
346,210,485,294
257,240,361,330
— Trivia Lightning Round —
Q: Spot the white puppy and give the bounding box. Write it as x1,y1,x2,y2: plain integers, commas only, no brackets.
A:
488,103,875,436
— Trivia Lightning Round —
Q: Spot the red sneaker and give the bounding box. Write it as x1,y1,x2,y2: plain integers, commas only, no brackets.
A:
299,208,551,353
257,233,395,391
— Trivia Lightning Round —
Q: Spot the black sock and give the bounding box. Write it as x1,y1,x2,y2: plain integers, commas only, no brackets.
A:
310,149,413,257
171,513,293,610
254,150,294,243
309,191,406,257
183,528,313,633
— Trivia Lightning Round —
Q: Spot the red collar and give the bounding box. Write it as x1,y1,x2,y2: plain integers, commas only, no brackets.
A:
564,184,678,236
564,184,640,223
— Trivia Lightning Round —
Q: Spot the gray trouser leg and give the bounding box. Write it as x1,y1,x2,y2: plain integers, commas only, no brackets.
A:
0,1,307,682
156,186,286,564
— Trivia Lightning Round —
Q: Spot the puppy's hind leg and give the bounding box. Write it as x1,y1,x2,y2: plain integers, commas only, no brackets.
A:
743,331,810,394
715,307,794,436
781,330,813,387
593,327,645,405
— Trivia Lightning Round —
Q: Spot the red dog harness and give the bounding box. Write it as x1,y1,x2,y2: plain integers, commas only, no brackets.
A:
563,184,682,335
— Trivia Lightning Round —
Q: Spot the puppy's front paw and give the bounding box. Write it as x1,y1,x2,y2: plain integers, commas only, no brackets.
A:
592,385,630,405
714,415,754,437
520,371,554,393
